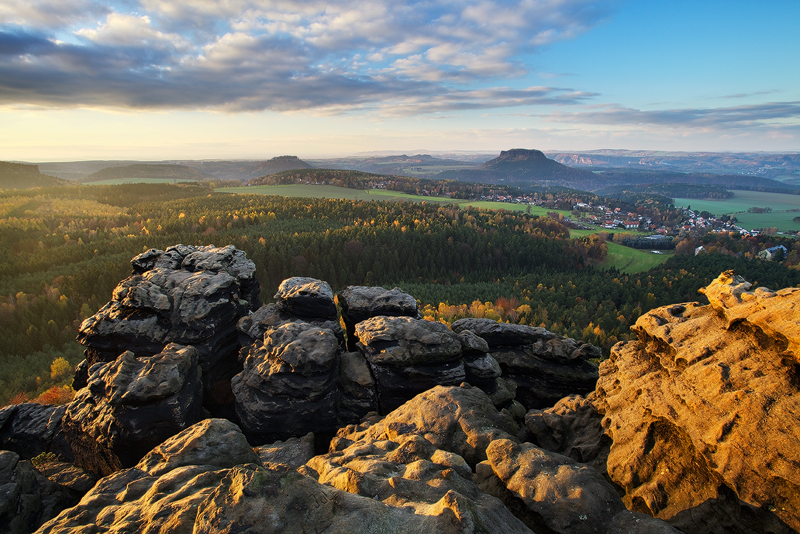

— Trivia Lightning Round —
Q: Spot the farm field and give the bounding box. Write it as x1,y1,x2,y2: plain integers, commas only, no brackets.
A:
85,177,199,185
673,191,800,232
220,184,454,203
603,243,672,273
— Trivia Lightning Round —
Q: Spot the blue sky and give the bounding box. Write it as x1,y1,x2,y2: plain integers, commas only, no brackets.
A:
1,0,798,160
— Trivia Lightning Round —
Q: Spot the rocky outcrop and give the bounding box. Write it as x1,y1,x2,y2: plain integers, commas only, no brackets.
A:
237,302,344,348
524,393,609,473
596,271,800,533
0,451,77,534
0,403,72,461
355,317,465,413
452,318,600,409
232,322,340,443
337,285,420,350
62,343,204,476
76,244,260,409
274,276,337,319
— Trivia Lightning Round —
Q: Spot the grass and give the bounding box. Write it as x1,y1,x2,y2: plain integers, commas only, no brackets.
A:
603,242,672,273
673,191,800,232
84,177,199,185
219,184,455,203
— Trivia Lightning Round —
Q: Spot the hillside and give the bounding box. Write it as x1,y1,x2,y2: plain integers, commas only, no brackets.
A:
437,148,594,185
83,163,213,182
0,161,69,189
185,155,313,181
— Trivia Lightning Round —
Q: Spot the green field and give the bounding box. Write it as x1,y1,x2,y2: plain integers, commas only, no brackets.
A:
220,184,455,203
673,191,800,232
603,243,672,273
85,177,199,185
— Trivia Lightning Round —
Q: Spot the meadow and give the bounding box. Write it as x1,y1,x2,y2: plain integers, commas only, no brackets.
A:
673,190,800,232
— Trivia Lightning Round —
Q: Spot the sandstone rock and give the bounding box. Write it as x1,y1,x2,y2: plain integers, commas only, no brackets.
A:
39,412,530,534
477,439,625,534
136,418,261,477
0,403,71,461
232,322,340,443
524,393,609,473
452,318,600,409
355,317,465,412
76,244,260,411
255,432,315,468
62,343,204,476
335,384,518,467
237,302,345,348
274,277,337,319
596,271,800,533
33,460,98,494
305,433,533,534
337,286,420,350
337,351,379,424
0,451,76,534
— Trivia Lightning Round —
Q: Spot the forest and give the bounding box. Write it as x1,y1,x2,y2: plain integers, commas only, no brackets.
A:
2,182,799,406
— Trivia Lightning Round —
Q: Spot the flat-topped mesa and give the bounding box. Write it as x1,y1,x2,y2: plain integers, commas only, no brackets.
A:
337,285,421,351
75,244,261,411
451,318,600,409
595,271,800,533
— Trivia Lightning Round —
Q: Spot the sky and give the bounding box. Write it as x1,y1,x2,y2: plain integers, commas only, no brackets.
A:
1,0,799,161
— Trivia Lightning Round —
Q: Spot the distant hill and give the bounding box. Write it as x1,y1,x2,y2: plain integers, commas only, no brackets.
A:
310,154,472,177
185,156,313,181
83,164,212,182
438,148,593,185
0,161,69,189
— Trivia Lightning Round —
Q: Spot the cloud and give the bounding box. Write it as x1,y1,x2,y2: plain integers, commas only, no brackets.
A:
0,0,614,114
544,102,800,130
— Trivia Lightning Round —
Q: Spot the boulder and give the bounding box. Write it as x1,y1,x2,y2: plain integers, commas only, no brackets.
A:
355,317,465,413
274,277,337,319
596,271,800,533
62,343,204,476
0,403,72,461
237,302,345,348
452,318,600,409
524,393,609,473
337,286,420,350
305,434,533,534
0,451,77,534
232,322,340,443
334,384,518,467
75,244,260,411
255,432,315,468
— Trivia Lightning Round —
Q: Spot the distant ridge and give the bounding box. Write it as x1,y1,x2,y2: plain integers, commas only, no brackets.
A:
83,163,214,182
437,148,592,185
0,161,69,189
251,155,313,176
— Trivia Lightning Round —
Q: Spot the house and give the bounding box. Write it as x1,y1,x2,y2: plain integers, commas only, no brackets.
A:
757,245,788,261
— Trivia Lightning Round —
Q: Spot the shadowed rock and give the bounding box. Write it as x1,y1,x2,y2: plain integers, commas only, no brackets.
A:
75,244,260,411
337,286,420,350
232,322,340,443
452,318,600,409
274,277,337,319
355,317,464,413
0,403,72,461
62,343,204,476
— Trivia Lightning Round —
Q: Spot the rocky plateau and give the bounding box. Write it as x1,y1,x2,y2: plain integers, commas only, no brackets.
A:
0,246,795,534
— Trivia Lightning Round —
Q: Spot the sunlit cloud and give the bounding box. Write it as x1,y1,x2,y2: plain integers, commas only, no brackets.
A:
0,0,615,113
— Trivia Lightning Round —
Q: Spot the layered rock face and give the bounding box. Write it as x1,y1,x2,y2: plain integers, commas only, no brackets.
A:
596,271,800,533
62,343,204,476
76,244,260,408
232,322,341,443
452,318,601,408
337,285,421,350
